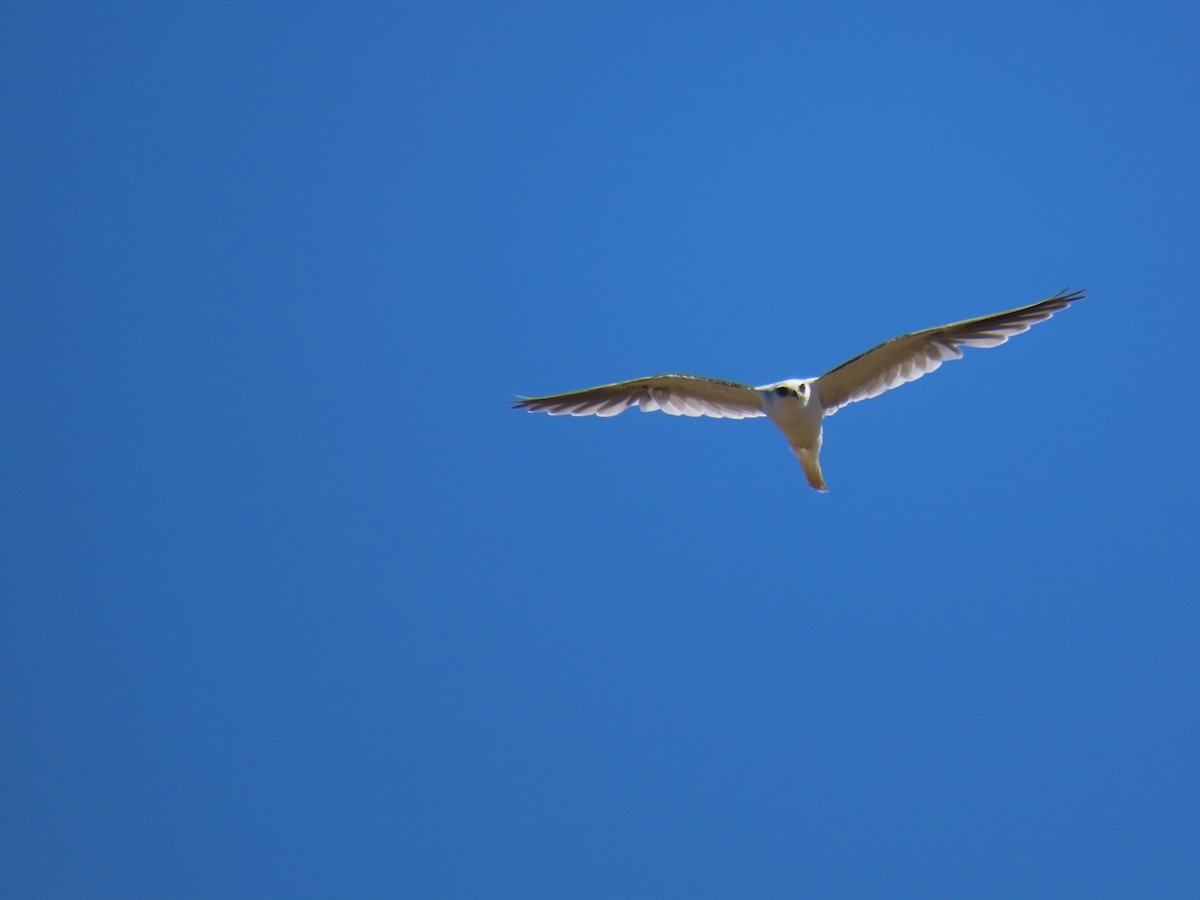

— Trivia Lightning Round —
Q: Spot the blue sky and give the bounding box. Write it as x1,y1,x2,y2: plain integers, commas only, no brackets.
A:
3,2,1198,896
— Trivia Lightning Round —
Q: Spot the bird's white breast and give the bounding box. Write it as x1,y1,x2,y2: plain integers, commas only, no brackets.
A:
761,387,824,450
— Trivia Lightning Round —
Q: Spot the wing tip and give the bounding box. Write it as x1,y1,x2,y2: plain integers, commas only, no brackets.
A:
1048,286,1087,304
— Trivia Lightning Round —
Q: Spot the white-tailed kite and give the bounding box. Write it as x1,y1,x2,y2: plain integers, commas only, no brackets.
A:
513,289,1084,491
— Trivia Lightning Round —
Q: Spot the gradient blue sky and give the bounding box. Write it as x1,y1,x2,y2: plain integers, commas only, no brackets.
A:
3,2,1199,897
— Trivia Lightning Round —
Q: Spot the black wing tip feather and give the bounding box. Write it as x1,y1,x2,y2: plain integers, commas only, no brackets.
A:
1045,286,1087,305
512,395,560,412
512,396,564,413
1000,287,1085,322
989,286,1087,322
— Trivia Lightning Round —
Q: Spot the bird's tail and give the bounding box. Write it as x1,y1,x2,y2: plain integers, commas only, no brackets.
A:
795,448,828,493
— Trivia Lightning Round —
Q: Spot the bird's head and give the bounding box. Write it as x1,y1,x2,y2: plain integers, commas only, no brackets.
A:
760,379,811,404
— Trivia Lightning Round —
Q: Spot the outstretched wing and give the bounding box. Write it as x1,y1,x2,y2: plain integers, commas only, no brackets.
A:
513,374,765,419
814,288,1084,415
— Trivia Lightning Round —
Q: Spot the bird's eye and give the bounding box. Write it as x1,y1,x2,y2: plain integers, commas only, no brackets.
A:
774,386,791,397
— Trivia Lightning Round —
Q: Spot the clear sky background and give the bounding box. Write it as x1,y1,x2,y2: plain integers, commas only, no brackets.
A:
3,2,1198,897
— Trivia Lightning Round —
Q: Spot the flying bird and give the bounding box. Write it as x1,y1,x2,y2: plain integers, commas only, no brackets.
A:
513,288,1084,491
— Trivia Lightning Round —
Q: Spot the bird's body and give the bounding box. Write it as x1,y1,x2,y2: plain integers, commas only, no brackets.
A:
513,289,1084,491
759,379,827,490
